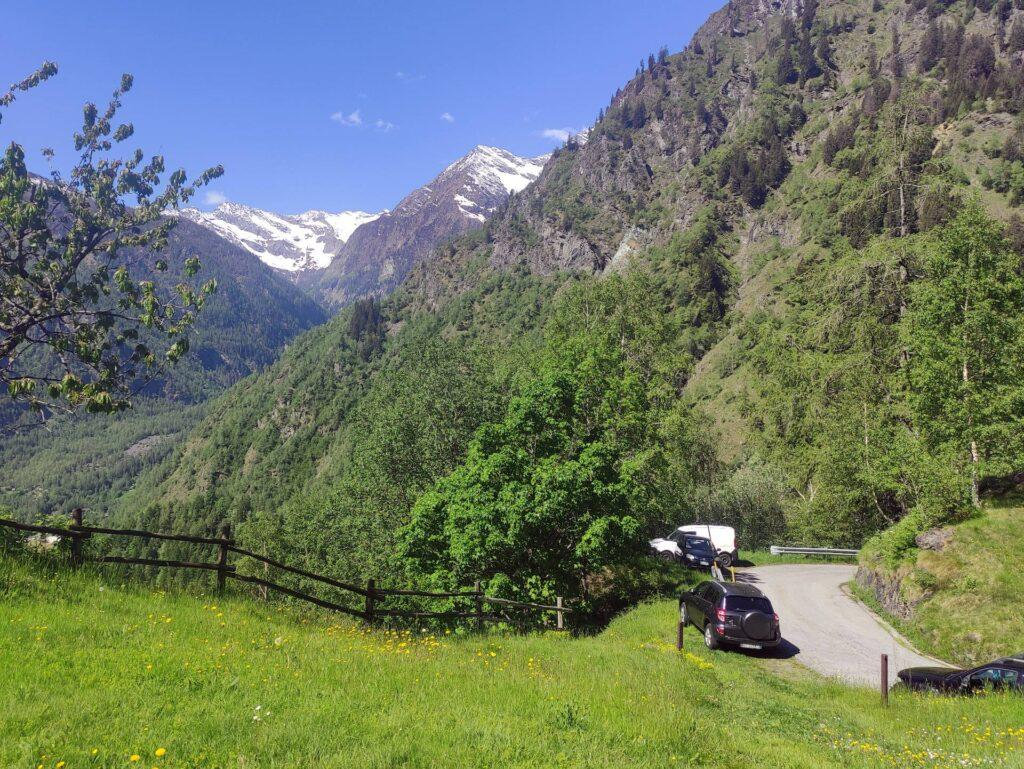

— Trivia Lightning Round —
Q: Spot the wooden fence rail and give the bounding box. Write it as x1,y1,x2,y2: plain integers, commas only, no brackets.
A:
0,512,570,630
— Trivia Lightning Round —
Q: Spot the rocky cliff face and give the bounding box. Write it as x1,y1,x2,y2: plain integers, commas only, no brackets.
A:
312,146,547,308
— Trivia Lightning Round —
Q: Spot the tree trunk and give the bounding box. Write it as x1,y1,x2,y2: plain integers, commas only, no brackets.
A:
962,294,981,508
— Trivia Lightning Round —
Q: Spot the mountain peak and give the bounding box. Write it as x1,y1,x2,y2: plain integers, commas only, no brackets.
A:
313,144,546,306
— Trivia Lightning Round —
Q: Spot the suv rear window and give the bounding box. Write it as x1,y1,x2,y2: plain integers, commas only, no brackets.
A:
725,595,773,613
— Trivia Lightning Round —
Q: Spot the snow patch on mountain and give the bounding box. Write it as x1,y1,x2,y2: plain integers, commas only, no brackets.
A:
442,145,548,221
180,203,383,274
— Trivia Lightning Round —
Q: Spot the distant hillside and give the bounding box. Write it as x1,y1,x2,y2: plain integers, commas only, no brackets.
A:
141,218,328,401
0,217,327,518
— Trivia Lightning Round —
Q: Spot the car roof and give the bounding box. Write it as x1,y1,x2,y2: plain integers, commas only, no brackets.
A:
992,657,1024,669
706,580,767,598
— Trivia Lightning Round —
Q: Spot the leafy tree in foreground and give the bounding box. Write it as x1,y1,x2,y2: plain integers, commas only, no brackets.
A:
0,63,223,420
397,272,718,620
903,203,1024,507
398,353,651,610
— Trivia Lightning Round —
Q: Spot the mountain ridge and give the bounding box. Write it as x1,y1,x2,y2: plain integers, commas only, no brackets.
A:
311,145,548,307
181,145,548,310
180,203,383,275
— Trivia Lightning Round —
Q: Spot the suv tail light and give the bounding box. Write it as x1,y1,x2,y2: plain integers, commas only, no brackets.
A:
716,607,727,623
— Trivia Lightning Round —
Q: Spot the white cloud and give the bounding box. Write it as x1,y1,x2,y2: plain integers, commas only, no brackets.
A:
204,190,228,206
440,112,455,123
331,109,363,127
540,127,577,142
375,119,396,132
395,71,425,82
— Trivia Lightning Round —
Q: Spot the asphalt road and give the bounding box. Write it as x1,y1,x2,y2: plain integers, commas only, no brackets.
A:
739,564,946,687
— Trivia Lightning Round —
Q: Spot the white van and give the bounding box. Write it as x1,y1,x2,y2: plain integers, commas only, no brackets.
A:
649,524,738,566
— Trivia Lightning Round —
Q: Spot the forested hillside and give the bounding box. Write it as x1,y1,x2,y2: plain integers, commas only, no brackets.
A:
0,218,326,517
89,0,1024,623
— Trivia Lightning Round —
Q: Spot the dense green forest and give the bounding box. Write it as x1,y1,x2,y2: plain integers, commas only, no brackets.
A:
6,0,1024,625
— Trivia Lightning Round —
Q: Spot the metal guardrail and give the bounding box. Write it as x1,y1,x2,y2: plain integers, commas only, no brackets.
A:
770,546,859,557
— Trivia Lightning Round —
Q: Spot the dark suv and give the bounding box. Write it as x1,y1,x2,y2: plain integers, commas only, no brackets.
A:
679,580,781,651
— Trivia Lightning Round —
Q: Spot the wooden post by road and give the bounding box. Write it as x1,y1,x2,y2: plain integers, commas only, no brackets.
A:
364,579,376,622
69,508,84,568
677,619,685,651
556,596,564,631
216,522,231,593
881,654,889,707
474,581,483,632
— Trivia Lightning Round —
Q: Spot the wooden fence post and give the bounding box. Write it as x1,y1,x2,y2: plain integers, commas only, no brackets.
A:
881,654,889,707
69,508,84,568
216,523,231,594
474,581,483,632
677,618,685,651
556,596,564,631
364,579,376,623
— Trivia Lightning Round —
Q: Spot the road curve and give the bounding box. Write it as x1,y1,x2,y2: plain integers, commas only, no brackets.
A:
739,564,945,687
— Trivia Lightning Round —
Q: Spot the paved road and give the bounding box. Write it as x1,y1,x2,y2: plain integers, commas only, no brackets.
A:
740,564,946,687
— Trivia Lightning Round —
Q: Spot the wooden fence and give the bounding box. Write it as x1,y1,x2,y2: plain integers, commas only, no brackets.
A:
0,511,569,629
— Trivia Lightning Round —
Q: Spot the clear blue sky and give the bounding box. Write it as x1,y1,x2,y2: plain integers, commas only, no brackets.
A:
1,0,722,214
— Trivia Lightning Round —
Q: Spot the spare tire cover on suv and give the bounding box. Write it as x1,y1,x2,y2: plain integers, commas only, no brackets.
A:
741,611,773,640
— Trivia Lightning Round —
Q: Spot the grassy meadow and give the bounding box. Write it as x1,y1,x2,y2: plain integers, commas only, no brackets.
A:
2,552,1023,769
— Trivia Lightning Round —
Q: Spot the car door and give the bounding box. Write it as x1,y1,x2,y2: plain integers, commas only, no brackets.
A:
695,584,718,626
688,583,709,625
965,667,1017,692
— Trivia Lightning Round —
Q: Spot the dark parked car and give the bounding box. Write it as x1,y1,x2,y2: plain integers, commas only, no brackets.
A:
664,535,718,569
679,580,781,651
898,655,1024,694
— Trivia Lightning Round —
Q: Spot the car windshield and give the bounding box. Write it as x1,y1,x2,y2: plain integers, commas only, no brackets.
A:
684,537,714,553
725,595,773,613
668,530,686,543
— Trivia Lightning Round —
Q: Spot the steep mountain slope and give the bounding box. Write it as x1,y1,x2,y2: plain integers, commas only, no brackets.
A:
180,204,382,276
312,146,547,307
0,218,327,517
136,218,328,400
110,0,1024,620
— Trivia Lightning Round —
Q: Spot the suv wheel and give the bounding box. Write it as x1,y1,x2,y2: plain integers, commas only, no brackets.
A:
704,623,719,650
658,550,676,562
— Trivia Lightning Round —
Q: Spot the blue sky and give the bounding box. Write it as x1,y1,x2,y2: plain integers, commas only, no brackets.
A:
1,0,722,214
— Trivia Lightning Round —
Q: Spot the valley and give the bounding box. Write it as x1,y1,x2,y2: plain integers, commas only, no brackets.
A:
3,0,1024,763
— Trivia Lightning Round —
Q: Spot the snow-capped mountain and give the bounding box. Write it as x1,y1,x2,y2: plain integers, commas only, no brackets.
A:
314,145,548,307
441,145,547,222
180,203,383,275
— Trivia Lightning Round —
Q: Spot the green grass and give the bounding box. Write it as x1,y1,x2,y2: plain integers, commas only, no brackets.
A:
860,501,1024,667
2,553,1023,769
